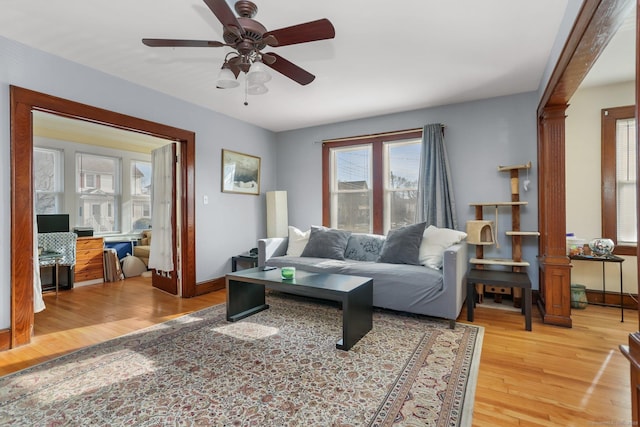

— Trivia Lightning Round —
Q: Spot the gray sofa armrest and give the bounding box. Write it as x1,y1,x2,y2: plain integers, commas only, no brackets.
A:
258,237,289,267
441,243,468,324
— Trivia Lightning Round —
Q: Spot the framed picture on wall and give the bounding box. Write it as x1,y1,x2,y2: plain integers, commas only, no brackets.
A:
221,149,261,195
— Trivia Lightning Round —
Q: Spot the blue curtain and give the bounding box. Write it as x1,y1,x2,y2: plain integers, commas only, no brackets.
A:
415,123,458,229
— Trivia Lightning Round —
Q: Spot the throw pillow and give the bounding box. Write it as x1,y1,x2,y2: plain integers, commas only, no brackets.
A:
286,226,310,256
419,225,467,269
344,233,386,262
377,222,427,265
300,226,352,260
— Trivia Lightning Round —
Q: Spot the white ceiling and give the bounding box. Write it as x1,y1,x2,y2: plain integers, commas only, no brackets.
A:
1,0,632,132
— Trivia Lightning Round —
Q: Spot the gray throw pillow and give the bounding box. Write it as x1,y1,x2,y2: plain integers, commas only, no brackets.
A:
300,226,352,260
345,233,386,261
377,222,427,265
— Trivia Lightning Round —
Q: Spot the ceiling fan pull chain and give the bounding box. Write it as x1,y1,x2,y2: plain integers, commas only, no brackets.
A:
244,78,249,106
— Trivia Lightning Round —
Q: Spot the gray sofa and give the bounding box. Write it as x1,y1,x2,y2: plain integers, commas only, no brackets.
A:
258,233,468,327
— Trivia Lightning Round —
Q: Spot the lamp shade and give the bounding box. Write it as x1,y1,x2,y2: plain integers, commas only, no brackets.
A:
247,83,268,95
266,191,288,238
216,67,239,89
247,61,272,84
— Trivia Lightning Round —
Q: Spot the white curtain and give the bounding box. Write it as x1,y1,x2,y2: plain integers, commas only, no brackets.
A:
33,205,45,313
148,144,174,272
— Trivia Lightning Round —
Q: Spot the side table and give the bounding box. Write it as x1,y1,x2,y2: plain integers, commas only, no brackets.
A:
569,254,624,322
466,268,532,331
231,253,259,272
39,250,63,296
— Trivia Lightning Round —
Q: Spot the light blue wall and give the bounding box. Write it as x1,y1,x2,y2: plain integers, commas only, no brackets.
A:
0,36,277,329
274,92,541,288
0,34,544,331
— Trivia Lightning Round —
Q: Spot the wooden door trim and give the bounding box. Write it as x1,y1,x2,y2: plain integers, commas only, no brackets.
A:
9,86,197,348
536,0,635,326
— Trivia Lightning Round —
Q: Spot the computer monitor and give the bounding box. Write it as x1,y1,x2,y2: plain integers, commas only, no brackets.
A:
36,214,70,233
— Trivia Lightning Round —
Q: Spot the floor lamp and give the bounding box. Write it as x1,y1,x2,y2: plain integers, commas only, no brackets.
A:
266,191,288,238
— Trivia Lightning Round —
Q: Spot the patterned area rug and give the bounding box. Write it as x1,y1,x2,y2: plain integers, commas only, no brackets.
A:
0,293,483,426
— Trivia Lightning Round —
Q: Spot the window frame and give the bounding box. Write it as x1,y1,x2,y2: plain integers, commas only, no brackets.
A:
601,105,636,255
322,129,423,235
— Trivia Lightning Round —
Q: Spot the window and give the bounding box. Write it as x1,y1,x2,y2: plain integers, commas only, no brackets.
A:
602,105,636,254
323,129,423,235
131,160,152,230
77,153,121,233
34,147,64,214
384,141,421,232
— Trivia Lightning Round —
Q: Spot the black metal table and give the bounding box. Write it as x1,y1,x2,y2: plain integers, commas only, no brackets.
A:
570,254,625,322
231,253,259,272
466,268,532,331
226,267,373,350
39,250,63,296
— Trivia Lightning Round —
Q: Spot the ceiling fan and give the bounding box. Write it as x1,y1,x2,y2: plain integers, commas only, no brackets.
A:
142,0,335,96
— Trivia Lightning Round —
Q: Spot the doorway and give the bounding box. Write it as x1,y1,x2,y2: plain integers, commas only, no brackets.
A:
10,86,197,348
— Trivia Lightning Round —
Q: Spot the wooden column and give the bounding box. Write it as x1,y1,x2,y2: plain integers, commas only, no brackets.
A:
621,333,640,425
537,104,572,327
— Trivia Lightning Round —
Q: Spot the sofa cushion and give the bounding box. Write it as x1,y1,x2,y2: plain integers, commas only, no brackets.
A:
377,222,426,265
301,226,352,260
140,230,152,246
419,225,467,269
286,226,310,256
344,233,385,262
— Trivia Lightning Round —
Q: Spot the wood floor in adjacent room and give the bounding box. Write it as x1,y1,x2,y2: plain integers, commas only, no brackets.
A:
0,277,636,426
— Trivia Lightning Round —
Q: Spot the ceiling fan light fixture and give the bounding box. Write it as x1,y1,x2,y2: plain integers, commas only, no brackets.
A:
247,60,271,84
216,67,239,89
247,83,268,95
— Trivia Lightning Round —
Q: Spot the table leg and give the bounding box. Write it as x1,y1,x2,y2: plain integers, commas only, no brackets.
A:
54,262,59,297
338,280,373,351
467,281,475,322
620,263,624,323
602,262,606,304
226,279,269,321
524,287,532,331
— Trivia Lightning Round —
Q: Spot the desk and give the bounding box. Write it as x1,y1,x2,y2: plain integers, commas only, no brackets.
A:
39,251,63,296
466,268,532,331
231,253,259,272
570,254,624,322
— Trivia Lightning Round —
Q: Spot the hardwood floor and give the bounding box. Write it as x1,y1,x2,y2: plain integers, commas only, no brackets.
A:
0,278,635,425
0,276,224,376
462,301,636,426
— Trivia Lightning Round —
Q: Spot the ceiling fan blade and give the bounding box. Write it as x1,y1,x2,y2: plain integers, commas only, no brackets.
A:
202,0,245,37
264,53,315,85
142,38,226,48
264,19,335,47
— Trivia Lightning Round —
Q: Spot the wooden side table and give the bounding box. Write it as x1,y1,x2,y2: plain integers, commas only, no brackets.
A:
231,253,259,272
466,268,532,331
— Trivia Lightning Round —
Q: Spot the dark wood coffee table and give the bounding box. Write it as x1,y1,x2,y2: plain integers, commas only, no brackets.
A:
225,267,373,350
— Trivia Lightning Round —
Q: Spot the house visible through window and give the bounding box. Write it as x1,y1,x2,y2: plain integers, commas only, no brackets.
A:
602,105,637,254
323,129,423,235
131,160,152,230
34,147,64,214
77,153,120,233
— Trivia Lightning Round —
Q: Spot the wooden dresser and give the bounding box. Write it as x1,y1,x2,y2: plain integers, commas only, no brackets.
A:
75,237,104,282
